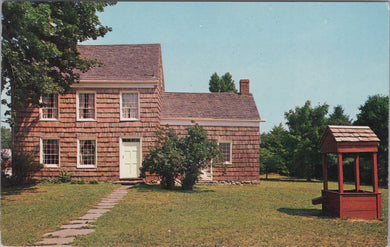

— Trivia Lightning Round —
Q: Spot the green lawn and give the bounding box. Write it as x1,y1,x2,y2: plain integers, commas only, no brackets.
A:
1,177,387,247
1,182,119,246
72,176,388,247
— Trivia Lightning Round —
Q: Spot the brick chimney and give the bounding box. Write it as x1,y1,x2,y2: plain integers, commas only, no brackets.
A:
240,79,250,95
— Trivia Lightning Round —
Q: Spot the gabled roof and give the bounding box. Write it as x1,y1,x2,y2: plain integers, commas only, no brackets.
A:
320,125,379,153
322,125,380,143
77,44,162,82
161,92,261,121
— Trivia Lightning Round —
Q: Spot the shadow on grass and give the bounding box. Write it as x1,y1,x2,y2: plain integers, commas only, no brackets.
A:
1,181,40,197
278,208,324,218
132,183,215,194
261,178,322,183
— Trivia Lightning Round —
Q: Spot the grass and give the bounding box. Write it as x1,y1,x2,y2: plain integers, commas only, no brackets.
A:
71,175,388,247
1,176,387,246
1,182,119,246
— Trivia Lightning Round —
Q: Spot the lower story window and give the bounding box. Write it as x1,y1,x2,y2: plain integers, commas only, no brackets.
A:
78,139,96,167
219,142,232,164
42,139,59,167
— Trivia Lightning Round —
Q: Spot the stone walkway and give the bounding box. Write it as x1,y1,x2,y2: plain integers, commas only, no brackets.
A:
34,185,132,247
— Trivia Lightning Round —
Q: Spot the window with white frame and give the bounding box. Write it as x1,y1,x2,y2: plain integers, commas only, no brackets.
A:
78,92,95,120
121,92,139,120
41,138,59,167
78,139,96,167
41,94,58,120
219,142,232,164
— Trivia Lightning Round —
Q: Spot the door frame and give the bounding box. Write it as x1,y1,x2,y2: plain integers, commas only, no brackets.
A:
119,137,142,179
199,163,213,181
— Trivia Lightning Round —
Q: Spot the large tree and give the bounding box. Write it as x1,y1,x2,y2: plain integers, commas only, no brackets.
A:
2,1,115,124
209,72,238,93
261,103,357,181
354,95,388,185
284,101,329,180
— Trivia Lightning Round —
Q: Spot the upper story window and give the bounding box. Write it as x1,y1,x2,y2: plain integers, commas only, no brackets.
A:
121,92,139,120
41,94,58,120
77,92,95,120
219,142,232,164
41,138,60,168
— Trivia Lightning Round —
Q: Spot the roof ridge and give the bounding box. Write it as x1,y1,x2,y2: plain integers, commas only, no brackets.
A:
328,125,370,129
78,43,161,47
163,92,246,96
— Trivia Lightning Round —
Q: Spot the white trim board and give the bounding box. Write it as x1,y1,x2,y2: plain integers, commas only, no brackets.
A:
160,118,262,127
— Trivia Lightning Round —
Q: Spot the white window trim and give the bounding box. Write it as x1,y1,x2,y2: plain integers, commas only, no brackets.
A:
40,137,60,168
120,91,140,121
39,94,59,121
76,91,97,121
77,137,97,168
219,141,233,165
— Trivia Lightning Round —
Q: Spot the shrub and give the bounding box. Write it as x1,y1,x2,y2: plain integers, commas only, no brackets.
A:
141,124,222,190
12,152,43,185
58,169,72,183
71,179,86,184
179,124,222,190
141,127,184,189
89,179,99,184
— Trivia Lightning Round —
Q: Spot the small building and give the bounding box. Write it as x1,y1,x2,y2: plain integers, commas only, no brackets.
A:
313,125,381,219
13,44,262,183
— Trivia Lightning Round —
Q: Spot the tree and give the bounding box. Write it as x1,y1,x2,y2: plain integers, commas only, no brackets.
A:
2,1,116,124
260,124,289,179
209,73,221,93
328,105,352,125
284,101,329,180
1,127,12,149
354,95,388,185
141,124,222,190
208,72,238,93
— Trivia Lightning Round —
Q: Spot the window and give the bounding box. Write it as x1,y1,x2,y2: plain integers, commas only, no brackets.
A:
121,92,139,120
78,139,97,168
77,92,95,120
41,139,59,167
41,94,58,120
219,142,232,164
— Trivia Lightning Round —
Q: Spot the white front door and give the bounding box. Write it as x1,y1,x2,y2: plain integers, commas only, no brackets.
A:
120,138,140,179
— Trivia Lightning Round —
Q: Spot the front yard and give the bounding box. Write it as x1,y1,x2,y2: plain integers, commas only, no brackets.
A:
1,177,388,246
1,182,119,246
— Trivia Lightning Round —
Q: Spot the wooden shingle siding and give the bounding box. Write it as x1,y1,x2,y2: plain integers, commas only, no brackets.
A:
14,86,162,181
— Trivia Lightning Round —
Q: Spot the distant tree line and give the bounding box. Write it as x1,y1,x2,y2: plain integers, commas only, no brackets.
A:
260,95,388,186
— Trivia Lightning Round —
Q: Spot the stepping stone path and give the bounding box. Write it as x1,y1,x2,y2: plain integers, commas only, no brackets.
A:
34,185,132,246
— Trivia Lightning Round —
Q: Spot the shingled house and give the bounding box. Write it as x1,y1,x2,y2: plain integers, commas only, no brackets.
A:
13,44,262,183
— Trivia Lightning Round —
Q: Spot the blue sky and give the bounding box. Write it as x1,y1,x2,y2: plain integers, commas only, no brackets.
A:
2,2,388,132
